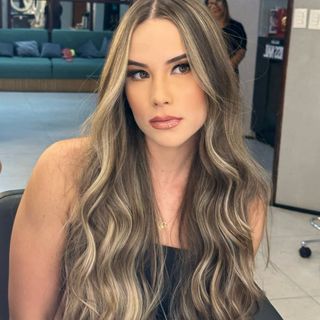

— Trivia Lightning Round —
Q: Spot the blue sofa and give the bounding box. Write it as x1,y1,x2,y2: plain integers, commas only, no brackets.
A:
0,28,113,92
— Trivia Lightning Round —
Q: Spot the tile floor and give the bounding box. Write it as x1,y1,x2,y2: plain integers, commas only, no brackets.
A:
1,92,320,320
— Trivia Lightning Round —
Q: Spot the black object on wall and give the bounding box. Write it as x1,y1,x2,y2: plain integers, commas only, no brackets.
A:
251,37,286,147
104,3,120,31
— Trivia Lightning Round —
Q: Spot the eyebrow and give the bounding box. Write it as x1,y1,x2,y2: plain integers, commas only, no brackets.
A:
128,53,187,67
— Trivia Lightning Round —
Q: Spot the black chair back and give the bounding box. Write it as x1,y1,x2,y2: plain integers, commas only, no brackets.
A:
0,190,24,320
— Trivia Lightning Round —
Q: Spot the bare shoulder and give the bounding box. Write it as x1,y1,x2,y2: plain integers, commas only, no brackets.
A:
36,137,89,185
9,137,91,319
22,136,90,222
39,137,90,176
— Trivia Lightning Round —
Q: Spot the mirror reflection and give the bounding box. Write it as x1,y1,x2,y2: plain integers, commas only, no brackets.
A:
7,0,130,30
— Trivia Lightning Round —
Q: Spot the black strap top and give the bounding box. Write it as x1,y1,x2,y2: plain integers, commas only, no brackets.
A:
155,246,181,319
152,246,283,320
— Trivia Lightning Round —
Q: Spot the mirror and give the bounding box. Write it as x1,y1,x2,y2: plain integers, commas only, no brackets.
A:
6,0,130,30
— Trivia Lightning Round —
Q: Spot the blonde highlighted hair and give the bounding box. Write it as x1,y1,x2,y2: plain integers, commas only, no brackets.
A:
61,0,270,319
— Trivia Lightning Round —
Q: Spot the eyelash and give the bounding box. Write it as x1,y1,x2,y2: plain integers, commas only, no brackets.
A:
126,63,191,80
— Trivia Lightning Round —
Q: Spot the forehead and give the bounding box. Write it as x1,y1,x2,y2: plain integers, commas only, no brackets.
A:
128,18,186,59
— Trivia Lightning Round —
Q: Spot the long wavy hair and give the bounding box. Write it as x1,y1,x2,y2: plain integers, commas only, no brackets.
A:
61,0,270,319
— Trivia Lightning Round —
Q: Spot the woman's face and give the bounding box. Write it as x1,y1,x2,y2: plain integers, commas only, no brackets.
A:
207,0,225,20
125,19,207,150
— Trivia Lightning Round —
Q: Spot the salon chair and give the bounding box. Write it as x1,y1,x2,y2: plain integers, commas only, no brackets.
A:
0,189,282,320
299,216,320,258
0,189,24,319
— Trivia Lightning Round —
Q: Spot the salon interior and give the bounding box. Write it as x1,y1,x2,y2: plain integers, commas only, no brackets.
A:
0,1,319,319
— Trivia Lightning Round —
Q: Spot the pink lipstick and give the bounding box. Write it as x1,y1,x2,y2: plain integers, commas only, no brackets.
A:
149,116,183,129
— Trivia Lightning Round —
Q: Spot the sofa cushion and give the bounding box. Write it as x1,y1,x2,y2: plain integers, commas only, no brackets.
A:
51,57,105,79
0,42,14,57
51,29,113,54
15,41,40,57
77,40,100,58
41,42,61,58
0,28,48,45
0,57,51,78
98,36,110,58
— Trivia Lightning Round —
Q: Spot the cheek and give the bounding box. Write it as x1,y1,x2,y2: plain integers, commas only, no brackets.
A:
190,90,207,127
184,85,207,116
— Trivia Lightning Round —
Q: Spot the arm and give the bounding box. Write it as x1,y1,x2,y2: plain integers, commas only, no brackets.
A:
230,48,246,69
227,20,247,69
9,140,81,319
247,198,267,256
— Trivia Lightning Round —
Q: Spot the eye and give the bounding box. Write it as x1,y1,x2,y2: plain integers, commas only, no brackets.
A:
172,63,191,75
126,70,149,80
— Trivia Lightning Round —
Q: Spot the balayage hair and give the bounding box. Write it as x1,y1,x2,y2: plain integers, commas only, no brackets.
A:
61,0,270,319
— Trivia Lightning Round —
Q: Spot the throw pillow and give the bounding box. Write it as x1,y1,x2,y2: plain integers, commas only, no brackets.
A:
98,36,110,58
77,40,100,58
41,42,61,58
15,41,40,57
0,42,14,57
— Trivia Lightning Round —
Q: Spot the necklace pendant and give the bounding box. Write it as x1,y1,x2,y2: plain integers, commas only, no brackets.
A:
158,221,168,229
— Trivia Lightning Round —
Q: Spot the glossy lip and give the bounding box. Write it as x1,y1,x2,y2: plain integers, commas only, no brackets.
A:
149,115,183,130
150,115,183,122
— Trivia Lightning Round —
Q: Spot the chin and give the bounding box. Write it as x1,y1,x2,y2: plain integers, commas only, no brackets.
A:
147,134,198,150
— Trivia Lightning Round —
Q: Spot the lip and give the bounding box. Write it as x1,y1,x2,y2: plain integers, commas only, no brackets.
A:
149,115,183,130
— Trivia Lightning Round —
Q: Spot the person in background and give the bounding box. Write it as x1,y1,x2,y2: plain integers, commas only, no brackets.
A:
206,0,247,75
44,0,63,29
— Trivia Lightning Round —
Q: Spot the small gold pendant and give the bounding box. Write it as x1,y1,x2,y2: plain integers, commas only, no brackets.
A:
158,221,168,229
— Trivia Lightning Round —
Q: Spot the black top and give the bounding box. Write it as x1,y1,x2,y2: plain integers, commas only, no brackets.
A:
222,18,247,73
153,246,283,320
155,246,180,319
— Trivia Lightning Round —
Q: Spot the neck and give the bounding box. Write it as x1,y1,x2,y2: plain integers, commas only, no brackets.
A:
147,139,196,188
216,16,227,28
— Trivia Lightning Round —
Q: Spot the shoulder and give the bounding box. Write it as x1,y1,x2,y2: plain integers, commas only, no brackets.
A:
9,137,90,318
226,19,246,34
38,137,89,170
229,19,244,28
21,137,90,222
35,137,89,188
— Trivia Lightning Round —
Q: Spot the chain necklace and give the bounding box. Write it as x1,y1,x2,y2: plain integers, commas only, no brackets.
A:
157,214,178,230
158,218,168,229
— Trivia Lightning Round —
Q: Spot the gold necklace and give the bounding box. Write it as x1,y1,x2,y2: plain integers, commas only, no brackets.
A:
158,214,178,230
158,218,168,229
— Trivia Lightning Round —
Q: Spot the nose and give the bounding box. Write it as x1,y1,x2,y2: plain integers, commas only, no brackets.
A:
151,76,171,107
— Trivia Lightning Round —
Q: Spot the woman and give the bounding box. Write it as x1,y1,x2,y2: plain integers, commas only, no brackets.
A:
9,0,274,319
206,0,247,75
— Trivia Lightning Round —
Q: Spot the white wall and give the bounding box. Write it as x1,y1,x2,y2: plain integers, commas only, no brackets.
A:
275,0,320,211
60,1,72,29
93,3,104,31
